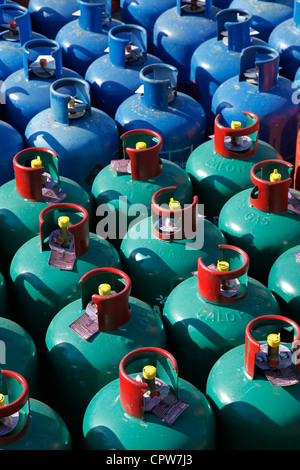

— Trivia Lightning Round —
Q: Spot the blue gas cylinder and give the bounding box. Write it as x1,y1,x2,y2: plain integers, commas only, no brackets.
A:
92,129,194,247
0,147,93,274
0,370,71,450
115,63,207,169
120,186,226,316
0,3,44,82
268,0,300,81
9,203,121,349
28,0,78,40
190,8,266,134
24,77,120,193
45,267,166,436
229,0,294,41
120,0,175,53
55,0,123,78
162,244,281,392
1,38,81,136
153,0,219,94
85,24,164,118
212,45,299,163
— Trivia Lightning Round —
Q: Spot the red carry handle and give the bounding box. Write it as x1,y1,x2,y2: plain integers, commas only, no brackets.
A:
119,347,178,420
214,111,260,159
39,203,90,258
244,315,300,379
0,370,30,446
80,268,132,332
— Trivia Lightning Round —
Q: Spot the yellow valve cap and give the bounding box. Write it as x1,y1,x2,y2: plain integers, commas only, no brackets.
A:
270,169,281,183
217,260,229,272
267,333,280,348
31,156,42,168
231,121,241,130
143,365,156,381
136,142,147,150
98,283,111,296
58,216,70,228
169,197,181,210
0,394,4,407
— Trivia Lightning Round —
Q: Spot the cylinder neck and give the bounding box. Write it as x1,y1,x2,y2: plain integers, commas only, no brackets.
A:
197,244,249,304
13,148,60,201
214,111,259,159
217,9,252,52
0,4,32,45
108,24,147,68
140,64,178,111
39,203,90,258
249,160,293,213
80,268,132,332
239,45,279,92
151,186,198,241
120,129,163,181
244,315,300,379
119,348,178,419
0,370,30,446
78,0,110,33
22,38,63,80
50,78,91,125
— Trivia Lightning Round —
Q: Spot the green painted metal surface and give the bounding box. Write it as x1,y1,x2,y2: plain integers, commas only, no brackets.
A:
163,273,281,392
83,374,216,450
45,296,166,426
206,343,300,449
268,245,300,323
120,216,226,316
186,138,281,222
9,234,121,347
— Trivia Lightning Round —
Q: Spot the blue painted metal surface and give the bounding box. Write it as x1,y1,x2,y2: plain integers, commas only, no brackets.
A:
85,24,164,118
24,77,120,193
120,0,176,52
28,0,79,39
212,45,299,163
1,38,81,136
55,0,123,77
115,63,207,169
0,3,44,81
153,0,219,93
190,9,266,134
229,0,294,41
269,0,300,80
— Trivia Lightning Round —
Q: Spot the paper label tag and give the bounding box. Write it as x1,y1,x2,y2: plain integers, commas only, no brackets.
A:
69,300,99,340
0,412,19,436
288,191,300,215
109,160,131,174
255,343,299,386
48,229,75,270
295,252,300,262
42,173,67,204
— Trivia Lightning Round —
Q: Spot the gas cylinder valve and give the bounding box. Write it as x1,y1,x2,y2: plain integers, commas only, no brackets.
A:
267,333,280,368
57,216,71,248
143,365,160,398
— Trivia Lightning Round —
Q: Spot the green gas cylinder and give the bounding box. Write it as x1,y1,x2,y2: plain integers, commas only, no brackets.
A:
9,203,121,350
163,244,281,392
120,186,226,316
268,245,300,323
0,370,71,450
0,317,38,398
45,267,166,437
186,112,281,224
82,347,216,450
218,160,300,283
0,148,93,275
206,315,300,450
92,129,193,248
0,272,8,319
